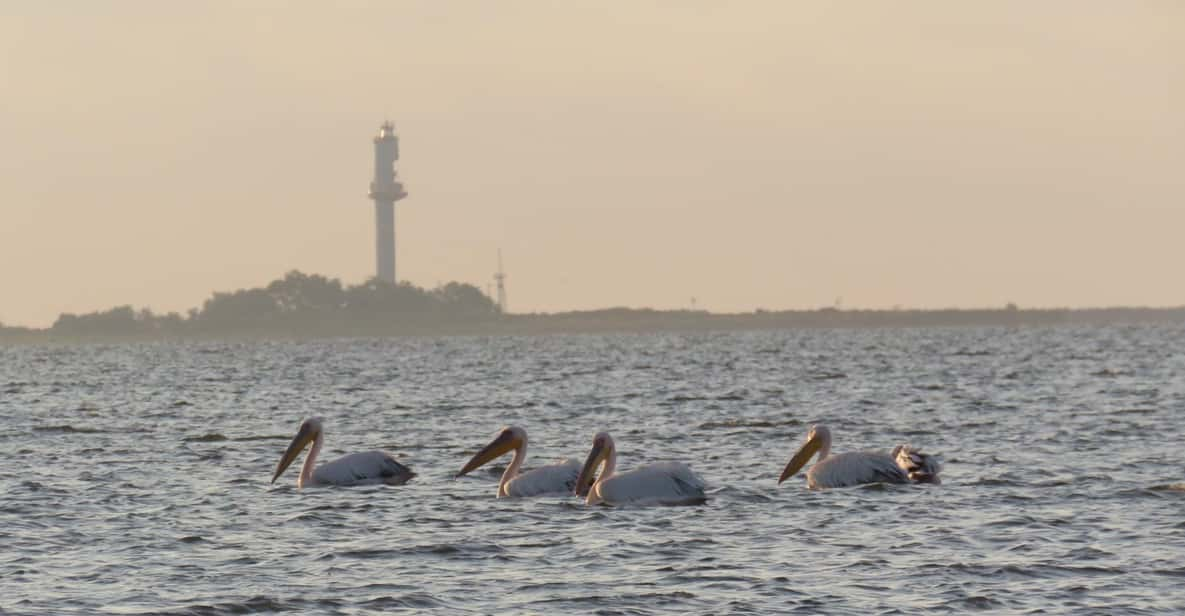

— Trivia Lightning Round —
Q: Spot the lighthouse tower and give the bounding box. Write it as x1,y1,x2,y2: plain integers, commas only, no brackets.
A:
369,122,408,284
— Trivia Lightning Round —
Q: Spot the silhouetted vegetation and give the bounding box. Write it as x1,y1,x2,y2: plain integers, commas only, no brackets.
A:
0,320,37,343
5,272,1185,344
37,270,499,339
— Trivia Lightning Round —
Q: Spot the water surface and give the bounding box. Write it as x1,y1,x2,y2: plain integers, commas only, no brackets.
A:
2,326,1184,614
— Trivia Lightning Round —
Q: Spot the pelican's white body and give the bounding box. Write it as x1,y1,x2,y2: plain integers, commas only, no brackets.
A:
578,432,707,506
802,451,909,489
500,458,581,498
304,450,414,488
780,424,941,490
587,461,706,506
273,417,414,488
458,426,579,497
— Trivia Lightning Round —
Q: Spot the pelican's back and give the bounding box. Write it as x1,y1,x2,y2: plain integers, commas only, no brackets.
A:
597,462,707,505
806,451,909,489
504,458,581,497
311,450,415,487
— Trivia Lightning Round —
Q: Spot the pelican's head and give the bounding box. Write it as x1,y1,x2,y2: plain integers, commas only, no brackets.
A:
456,425,526,478
272,416,324,484
574,431,615,497
778,423,832,484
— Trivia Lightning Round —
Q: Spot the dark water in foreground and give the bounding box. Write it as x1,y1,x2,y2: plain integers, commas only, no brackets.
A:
2,326,1184,614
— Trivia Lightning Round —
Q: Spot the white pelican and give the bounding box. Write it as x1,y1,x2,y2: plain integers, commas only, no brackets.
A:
574,432,707,506
271,417,415,488
777,424,941,489
455,426,580,497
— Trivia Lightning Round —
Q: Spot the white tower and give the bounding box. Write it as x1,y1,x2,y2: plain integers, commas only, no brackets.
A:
369,122,408,284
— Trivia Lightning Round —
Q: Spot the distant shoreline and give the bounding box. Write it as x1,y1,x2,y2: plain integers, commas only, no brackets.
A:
4,305,1185,345
5,271,1183,345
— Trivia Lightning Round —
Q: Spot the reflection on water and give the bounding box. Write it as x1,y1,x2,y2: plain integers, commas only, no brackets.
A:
2,326,1184,614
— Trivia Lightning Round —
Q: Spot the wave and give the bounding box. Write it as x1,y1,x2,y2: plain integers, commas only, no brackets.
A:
698,418,802,430
163,595,341,615
183,433,227,442
33,424,107,434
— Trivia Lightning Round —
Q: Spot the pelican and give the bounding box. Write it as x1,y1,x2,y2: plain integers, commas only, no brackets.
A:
574,432,707,506
455,426,580,497
271,417,415,488
777,424,941,489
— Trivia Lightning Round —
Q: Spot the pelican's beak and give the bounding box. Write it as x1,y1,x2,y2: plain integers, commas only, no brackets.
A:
778,433,823,484
574,440,607,497
272,423,316,484
456,430,519,478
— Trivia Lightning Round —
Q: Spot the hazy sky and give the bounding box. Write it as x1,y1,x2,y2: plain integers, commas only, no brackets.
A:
2,2,1183,327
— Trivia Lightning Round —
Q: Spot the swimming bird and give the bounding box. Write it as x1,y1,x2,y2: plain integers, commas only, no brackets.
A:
777,424,941,489
456,426,580,497
271,417,414,488
574,432,707,506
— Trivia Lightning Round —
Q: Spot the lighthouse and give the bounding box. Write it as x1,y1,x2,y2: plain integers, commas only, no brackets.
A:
368,122,407,284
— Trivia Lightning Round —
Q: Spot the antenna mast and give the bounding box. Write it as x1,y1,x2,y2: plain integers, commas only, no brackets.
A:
494,250,508,314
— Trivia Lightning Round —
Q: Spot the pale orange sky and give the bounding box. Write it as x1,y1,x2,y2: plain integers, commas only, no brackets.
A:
2,2,1183,328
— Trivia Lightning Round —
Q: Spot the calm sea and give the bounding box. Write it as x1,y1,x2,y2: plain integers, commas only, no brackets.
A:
2,326,1184,614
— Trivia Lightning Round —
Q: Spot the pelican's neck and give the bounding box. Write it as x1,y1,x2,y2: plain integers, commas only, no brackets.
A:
299,429,323,488
816,431,832,462
602,443,617,480
499,440,526,498
585,444,616,505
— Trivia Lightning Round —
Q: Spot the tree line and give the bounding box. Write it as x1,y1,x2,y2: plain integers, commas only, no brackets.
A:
6,276,1185,342
43,271,500,338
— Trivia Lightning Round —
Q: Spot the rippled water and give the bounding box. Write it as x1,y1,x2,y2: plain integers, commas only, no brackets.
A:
3,326,1185,614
